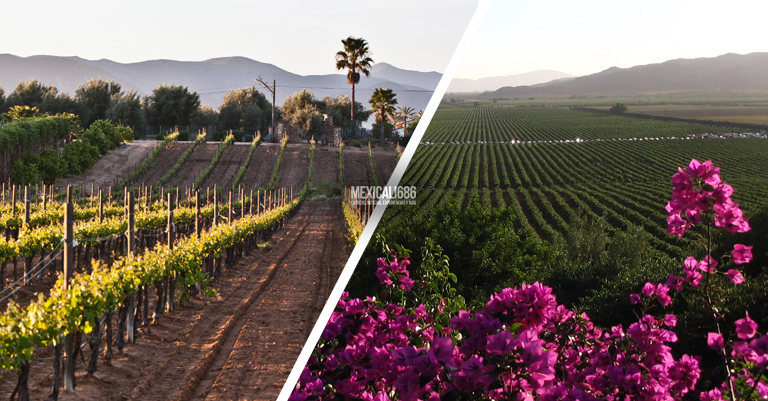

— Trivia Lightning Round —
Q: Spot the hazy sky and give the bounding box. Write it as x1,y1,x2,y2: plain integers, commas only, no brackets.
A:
3,0,476,75
455,0,768,79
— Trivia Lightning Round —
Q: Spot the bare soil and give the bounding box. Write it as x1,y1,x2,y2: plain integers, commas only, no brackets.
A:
373,152,398,186
200,144,250,190
242,145,280,190
277,147,309,190
138,142,192,187
344,151,371,187
55,141,156,192
168,143,219,189
311,148,339,188
1,199,350,401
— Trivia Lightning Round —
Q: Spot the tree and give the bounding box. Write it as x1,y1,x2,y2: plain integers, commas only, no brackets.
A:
218,86,273,134
193,105,218,128
4,79,57,110
75,78,122,127
395,105,416,137
335,37,374,135
0,87,6,113
145,84,200,127
105,90,146,129
318,95,370,130
369,88,397,146
610,102,628,114
281,89,324,142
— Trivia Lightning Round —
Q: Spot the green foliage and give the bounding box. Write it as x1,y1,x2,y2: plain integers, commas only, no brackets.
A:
232,134,262,188
318,95,370,129
75,78,122,127
0,87,5,113
193,105,218,127
195,133,234,188
610,102,628,114
281,89,324,140
4,79,58,111
62,139,100,175
159,132,206,185
0,196,304,371
350,193,554,308
105,90,145,129
218,86,273,134
80,119,133,155
145,84,201,126
369,88,398,145
0,114,79,151
267,135,289,191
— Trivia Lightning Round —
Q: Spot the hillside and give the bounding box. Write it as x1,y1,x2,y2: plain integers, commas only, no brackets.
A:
0,54,439,114
483,52,768,98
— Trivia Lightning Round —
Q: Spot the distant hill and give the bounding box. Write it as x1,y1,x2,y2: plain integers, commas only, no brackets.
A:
448,70,575,93
0,54,440,120
482,52,768,99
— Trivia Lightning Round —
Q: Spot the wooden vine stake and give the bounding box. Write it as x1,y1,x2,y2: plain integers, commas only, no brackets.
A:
64,199,75,393
166,193,176,312
126,192,136,343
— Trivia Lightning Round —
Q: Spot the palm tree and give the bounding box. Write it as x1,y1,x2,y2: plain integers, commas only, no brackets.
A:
395,105,416,137
335,37,374,137
369,88,398,146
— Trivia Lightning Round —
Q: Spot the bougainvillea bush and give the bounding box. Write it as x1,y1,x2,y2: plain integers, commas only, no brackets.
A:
291,160,766,401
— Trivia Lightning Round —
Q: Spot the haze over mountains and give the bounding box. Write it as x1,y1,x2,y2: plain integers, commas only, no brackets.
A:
447,70,575,93
479,52,768,99
0,54,441,117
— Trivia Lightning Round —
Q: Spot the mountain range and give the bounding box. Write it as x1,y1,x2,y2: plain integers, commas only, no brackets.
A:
0,54,442,117
480,52,768,99
447,70,574,93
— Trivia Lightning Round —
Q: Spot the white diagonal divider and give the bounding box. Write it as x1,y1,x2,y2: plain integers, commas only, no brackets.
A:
277,1,494,399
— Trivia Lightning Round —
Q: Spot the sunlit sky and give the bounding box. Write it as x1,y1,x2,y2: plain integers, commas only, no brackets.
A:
455,0,768,79
3,0,477,75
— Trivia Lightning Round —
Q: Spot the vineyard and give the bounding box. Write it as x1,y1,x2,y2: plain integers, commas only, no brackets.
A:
0,133,398,400
386,107,768,258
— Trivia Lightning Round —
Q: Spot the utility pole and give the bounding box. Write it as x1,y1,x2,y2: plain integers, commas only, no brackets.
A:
256,76,276,141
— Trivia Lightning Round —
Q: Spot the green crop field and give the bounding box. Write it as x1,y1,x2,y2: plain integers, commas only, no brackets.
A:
384,107,768,258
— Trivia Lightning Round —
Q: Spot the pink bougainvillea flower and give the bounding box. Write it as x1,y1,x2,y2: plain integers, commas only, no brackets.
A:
735,312,759,340
697,256,718,274
666,214,689,237
731,244,753,265
725,269,745,285
641,282,656,297
630,293,641,304
707,332,724,350
664,314,677,327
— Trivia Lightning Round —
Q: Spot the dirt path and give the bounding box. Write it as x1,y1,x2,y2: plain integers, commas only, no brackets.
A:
277,147,310,190
200,143,250,190
242,145,279,190
168,143,219,189
0,199,350,401
312,147,339,188
55,141,156,192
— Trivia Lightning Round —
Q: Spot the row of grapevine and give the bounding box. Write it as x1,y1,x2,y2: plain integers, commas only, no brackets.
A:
390,107,768,256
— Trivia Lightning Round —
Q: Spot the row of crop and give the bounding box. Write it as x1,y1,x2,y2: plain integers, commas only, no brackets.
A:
421,107,746,143
157,132,207,186
367,143,379,188
338,142,345,187
123,132,179,186
267,135,289,191
195,133,235,189
0,192,303,375
231,134,262,189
